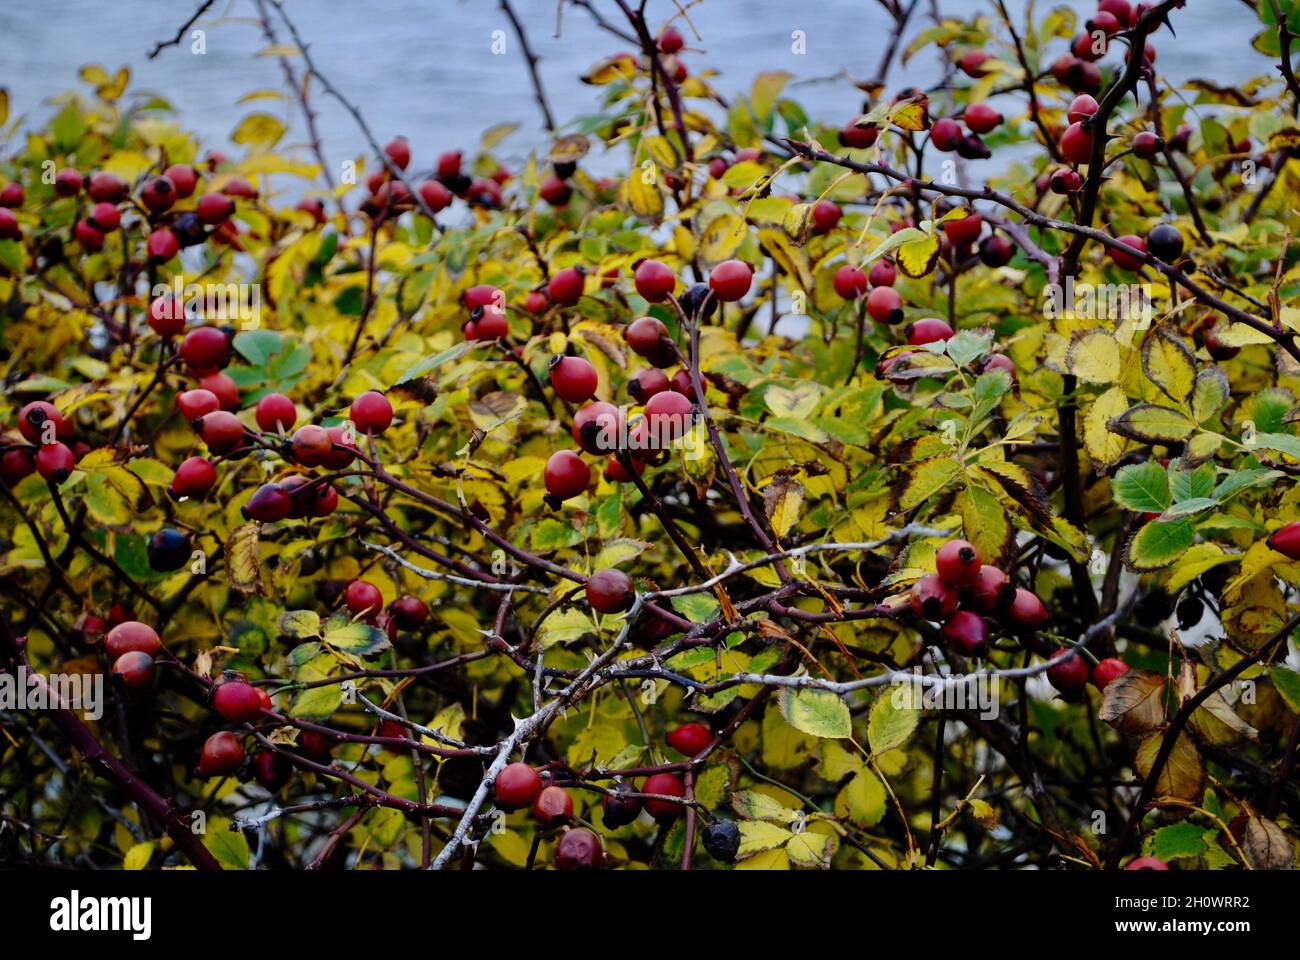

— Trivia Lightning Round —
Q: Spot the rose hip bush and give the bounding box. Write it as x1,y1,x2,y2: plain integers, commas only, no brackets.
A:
3,0,1300,871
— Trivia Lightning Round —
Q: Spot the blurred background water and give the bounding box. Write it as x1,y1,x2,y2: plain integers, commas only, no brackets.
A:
0,0,1273,185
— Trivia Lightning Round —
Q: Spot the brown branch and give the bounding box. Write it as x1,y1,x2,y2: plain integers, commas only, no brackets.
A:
147,0,216,59
1,633,223,870
500,0,557,132
995,0,1064,163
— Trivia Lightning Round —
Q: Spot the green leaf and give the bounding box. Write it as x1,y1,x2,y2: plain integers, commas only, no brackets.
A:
204,827,250,870
1170,462,1216,502
1254,432,1300,459
778,687,852,739
280,610,321,638
867,687,919,755
945,329,993,368
322,620,391,657
1270,666,1300,714
1214,468,1283,502
288,684,342,721
1148,822,1212,862
538,607,596,648
1126,517,1196,571
396,340,476,384
671,592,720,624
1161,497,1218,519
896,456,962,512
1190,367,1230,424
971,369,1012,422
233,329,282,366
1247,388,1293,434
1111,461,1171,513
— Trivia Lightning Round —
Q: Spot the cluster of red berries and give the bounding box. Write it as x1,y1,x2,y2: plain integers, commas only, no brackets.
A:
910,538,1131,699
339,578,430,639
538,259,728,505
185,387,388,523
36,159,249,261
1047,0,1150,94
361,137,506,219
106,620,163,693
909,538,1047,657
931,103,1000,160
4,399,78,486
490,722,700,868
493,763,603,868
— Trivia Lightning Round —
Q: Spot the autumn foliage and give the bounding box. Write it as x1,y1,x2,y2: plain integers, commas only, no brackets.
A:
3,0,1300,872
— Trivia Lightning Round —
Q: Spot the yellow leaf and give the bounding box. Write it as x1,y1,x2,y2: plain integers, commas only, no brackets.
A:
758,227,814,293
698,211,746,264
786,829,834,867
1141,328,1196,405
735,820,793,858
765,382,824,419
896,230,941,278
231,112,286,148
123,841,155,870
896,456,961,512
1067,329,1121,384
888,98,930,132
225,523,264,595
1084,387,1131,467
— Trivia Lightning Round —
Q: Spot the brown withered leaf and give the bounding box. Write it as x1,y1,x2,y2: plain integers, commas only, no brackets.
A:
225,523,264,595
1098,669,1167,734
755,617,794,642
1240,815,1294,870
763,474,804,540
1179,660,1259,745
1135,732,1204,806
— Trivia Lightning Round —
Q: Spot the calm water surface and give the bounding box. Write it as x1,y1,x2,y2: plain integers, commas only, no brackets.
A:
0,1,1271,181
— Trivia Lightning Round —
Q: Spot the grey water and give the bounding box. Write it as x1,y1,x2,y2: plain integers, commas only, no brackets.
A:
0,0,1272,188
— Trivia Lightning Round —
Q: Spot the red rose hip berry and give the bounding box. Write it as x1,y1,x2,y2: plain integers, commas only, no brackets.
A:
911,573,959,621
112,651,156,691
936,539,982,586
1092,657,1130,691
641,773,686,819
709,259,752,302
198,731,245,777
833,265,867,299
666,722,712,756
634,259,677,303
494,761,543,810
549,355,598,404
351,390,393,434
171,456,217,498
212,679,265,723
343,579,383,615
587,567,634,613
